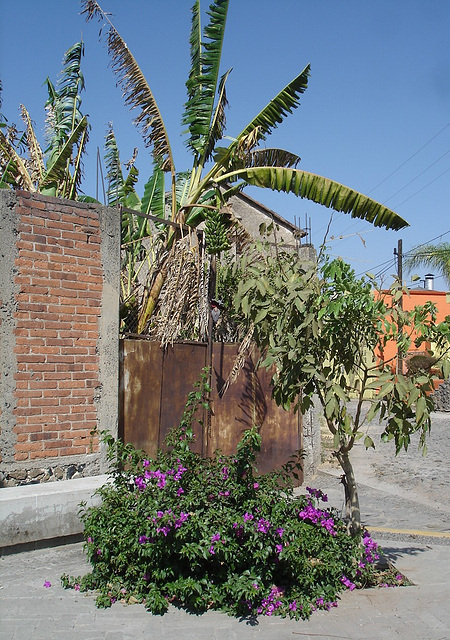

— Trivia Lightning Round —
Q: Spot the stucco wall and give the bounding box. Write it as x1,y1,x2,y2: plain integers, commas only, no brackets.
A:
0,191,120,486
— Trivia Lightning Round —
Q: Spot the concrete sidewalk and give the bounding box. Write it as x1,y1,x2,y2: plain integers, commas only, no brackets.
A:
1,479,449,639
1,411,450,639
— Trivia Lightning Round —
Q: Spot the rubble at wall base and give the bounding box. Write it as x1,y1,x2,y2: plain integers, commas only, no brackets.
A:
0,458,101,488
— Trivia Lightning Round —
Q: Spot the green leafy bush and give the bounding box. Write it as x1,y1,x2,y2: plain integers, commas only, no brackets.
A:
62,373,385,619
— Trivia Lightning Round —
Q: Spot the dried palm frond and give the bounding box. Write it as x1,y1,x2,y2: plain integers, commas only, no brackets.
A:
20,105,44,186
153,239,203,347
197,246,210,342
219,322,255,396
81,0,174,175
243,148,301,169
0,128,35,191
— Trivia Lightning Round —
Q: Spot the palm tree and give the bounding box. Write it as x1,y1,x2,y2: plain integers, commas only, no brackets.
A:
81,0,408,332
405,243,450,288
0,42,89,199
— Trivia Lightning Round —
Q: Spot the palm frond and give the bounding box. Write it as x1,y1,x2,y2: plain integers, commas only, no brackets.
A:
174,172,192,210
44,42,85,162
67,123,89,199
404,243,450,284
201,68,231,164
0,129,35,191
20,105,44,185
182,0,229,157
185,0,202,101
231,147,301,171
104,124,125,207
220,322,255,395
40,116,88,194
82,0,174,174
216,166,409,231
235,64,310,146
141,166,165,219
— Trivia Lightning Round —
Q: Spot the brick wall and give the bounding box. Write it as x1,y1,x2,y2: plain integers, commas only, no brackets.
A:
0,191,120,486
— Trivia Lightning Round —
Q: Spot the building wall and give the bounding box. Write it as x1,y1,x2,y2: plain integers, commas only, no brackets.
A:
230,192,305,251
378,288,450,366
0,191,120,487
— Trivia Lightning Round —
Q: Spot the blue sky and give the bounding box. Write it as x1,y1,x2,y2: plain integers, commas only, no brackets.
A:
1,1,449,287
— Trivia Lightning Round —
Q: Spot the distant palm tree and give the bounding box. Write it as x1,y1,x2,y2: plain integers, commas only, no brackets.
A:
404,243,450,288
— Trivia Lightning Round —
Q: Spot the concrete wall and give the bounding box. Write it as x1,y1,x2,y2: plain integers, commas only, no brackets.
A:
230,192,305,251
0,191,120,487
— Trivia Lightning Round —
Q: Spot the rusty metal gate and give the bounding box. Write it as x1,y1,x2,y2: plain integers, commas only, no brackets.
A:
119,339,302,481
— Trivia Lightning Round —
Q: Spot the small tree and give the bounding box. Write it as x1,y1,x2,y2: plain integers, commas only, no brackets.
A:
232,246,450,535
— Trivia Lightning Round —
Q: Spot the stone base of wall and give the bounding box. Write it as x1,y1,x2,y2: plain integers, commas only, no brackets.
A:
432,379,450,412
0,454,101,487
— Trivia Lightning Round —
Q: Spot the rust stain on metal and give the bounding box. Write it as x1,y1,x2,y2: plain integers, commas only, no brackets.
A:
119,339,303,484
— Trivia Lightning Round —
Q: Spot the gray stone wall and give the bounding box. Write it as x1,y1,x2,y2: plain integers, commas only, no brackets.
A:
432,379,450,412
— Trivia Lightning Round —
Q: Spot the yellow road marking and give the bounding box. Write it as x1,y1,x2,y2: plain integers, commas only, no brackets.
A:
368,525,450,539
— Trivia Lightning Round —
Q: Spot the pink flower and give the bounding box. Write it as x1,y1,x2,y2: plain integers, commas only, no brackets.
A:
43,581,51,588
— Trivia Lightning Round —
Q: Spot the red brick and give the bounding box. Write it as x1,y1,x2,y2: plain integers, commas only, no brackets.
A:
17,390,44,398
28,380,58,390
16,241,34,251
58,446,89,456
46,220,73,232
16,398,30,408
23,415,57,425
29,432,54,441
15,452,29,461
15,441,43,452
32,398,61,407
30,450,55,459
13,424,43,434
16,354,46,363
13,407,42,416
59,396,87,405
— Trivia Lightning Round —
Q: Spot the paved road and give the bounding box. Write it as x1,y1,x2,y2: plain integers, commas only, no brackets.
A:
1,408,449,640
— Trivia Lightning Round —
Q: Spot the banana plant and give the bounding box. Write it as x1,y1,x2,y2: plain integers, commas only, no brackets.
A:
0,42,89,199
104,124,165,331
82,0,409,333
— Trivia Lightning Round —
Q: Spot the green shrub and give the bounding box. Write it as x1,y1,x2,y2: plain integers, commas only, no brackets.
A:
62,373,385,619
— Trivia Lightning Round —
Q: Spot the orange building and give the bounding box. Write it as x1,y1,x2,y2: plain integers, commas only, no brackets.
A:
378,279,450,374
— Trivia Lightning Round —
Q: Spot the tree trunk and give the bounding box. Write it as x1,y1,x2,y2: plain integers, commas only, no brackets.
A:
335,449,361,537
137,261,168,333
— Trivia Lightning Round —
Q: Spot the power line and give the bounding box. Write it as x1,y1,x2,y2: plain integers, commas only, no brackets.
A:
402,229,450,256
320,121,450,242
391,167,450,209
366,121,450,195
383,149,450,204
